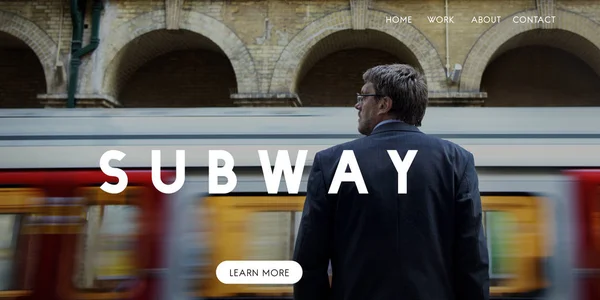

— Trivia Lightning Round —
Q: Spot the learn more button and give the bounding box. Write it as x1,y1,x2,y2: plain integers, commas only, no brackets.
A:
216,260,303,284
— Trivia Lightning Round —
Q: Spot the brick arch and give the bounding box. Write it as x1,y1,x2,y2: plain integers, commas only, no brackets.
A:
460,9,600,92
0,10,59,94
101,10,258,99
270,9,447,93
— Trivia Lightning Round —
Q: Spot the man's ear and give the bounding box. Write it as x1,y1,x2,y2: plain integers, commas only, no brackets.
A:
378,96,393,114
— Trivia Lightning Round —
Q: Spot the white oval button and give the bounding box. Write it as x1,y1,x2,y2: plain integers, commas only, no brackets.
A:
216,260,303,284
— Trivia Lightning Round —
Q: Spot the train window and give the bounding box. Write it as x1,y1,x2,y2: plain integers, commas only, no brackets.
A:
73,205,139,291
197,195,312,297
0,188,43,296
246,211,302,261
0,214,19,290
0,213,40,295
180,200,211,290
483,211,518,286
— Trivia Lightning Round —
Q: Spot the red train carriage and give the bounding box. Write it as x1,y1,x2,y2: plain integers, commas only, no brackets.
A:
0,170,174,300
566,170,600,300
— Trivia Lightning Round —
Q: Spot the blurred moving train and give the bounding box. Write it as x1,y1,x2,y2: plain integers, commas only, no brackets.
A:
0,107,598,300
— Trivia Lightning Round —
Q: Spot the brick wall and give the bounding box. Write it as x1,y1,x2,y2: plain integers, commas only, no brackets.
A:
0,0,71,59
0,0,599,108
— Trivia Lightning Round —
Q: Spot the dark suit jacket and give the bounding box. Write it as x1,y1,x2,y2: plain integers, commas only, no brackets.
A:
293,121,490,300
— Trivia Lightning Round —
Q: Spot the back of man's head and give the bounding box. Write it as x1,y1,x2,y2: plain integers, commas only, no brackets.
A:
362,64,428,126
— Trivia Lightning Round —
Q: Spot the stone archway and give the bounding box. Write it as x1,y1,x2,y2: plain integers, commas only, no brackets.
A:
269,9,447,94
100,9,259,100
460,8,600,92
0,10,61,94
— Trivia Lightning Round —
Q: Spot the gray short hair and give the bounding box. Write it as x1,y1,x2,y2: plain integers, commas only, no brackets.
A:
362,64,428,126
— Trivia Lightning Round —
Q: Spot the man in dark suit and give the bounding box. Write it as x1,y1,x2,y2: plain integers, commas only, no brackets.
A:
293,64,489,300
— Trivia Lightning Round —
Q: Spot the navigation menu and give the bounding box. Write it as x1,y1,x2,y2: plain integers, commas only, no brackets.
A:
382,14,557,25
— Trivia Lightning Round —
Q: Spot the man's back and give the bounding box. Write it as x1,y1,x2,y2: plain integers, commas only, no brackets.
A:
293,121,489,300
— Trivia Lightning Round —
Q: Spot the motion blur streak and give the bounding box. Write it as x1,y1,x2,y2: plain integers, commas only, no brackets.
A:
0,107,599,300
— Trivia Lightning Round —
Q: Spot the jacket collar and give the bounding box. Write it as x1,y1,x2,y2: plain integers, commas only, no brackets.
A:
370,120,422,135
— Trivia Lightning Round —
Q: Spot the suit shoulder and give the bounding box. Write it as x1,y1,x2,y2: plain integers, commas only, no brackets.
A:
433,137,476,174
443,137,472,156
419,133,473,158
410,134,475,172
